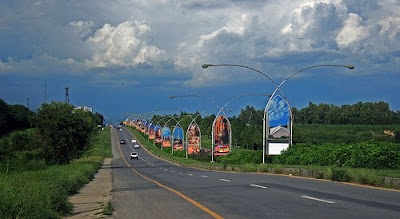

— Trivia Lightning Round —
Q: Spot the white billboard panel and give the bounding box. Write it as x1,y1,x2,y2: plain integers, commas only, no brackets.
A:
268,142,289,155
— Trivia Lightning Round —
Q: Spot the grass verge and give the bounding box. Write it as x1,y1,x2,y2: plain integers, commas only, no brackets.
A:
0,127,112,219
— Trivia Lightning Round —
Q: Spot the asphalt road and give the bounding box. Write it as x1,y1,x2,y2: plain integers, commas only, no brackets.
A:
112,127,400,219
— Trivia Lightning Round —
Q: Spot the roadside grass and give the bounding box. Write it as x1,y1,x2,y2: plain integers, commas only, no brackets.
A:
0,127,112,219
102,202,114,215
128,127,400,190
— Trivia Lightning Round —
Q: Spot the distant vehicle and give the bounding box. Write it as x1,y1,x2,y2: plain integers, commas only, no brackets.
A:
120,139,126,144
119,128,122,131
134,144,140,149
130,152,138,160
131,139,137,143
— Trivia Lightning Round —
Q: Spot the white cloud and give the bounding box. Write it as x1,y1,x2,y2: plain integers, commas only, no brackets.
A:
1,0,400,86
84,21,168,68
0,59,12,73
336,13,369,48
69,20,95,39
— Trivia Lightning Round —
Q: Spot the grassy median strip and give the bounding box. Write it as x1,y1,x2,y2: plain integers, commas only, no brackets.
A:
128,127,400,190
0,127,112,219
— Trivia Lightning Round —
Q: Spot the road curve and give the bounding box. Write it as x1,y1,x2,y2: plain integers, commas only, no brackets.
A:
112,127,400,218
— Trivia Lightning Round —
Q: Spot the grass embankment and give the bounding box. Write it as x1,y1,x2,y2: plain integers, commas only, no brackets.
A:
128,127,400,190
0,127,112,219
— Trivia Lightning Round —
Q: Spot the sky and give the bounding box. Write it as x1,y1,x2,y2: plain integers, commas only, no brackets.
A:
1,0,399,124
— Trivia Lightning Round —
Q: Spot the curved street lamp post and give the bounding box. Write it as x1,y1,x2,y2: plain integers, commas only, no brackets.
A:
202,63,355,163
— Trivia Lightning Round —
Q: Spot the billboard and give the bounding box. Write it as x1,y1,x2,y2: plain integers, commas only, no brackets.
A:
213,115,231,156
265,94,291,155
154,126,162,144
187,122,201,154
161,127,171,147
172,126,184,151
140,120,146,133
149,124,155,139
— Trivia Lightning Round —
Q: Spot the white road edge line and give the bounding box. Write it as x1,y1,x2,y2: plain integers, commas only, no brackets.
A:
188,174,193,176
301,196,335,204
250,184,268,189
219,179,231,182
171,170,176,173
201,175,209,178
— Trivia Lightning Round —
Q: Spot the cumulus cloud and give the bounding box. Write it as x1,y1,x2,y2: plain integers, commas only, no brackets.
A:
336,13,369,48
84,21,168,68
1,0,400,87
0,59,12,73
69,20,95,39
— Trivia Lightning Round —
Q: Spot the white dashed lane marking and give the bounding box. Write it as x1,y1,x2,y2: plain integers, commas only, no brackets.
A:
301,196,335,204
250,184,268,189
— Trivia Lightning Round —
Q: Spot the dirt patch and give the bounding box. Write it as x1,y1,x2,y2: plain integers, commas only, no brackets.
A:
65,158,113,218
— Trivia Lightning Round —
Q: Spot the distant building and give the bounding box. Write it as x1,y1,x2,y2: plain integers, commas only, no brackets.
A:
269,125,289,138
75,106,93,113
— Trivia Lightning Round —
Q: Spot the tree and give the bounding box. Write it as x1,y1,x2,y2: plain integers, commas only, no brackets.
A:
0,99,11,137
35,102,95,164
9,104,35,130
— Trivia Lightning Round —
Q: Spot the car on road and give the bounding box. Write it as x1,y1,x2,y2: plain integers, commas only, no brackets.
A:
130,152,138,160
134,144,140,149
120,139,126,144
131,138,137,143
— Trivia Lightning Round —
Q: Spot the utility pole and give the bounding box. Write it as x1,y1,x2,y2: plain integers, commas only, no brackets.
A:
65,86,70,104
27,97,29,109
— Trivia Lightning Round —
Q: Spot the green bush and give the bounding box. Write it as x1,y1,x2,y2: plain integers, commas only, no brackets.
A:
331,167,350,182
275,142,400,169
188,149,211,162
218,150,262,164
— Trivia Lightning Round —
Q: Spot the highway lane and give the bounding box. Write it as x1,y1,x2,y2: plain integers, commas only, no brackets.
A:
113,127,400,218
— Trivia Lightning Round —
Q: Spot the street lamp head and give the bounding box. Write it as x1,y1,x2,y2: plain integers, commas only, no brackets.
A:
202,64,211,69
346,65,355,70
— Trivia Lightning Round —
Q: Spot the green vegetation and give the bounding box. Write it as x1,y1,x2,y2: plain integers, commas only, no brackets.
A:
0,99,35,137
0,127,111,219
293,124,399,144
102,202,114,216
0,100,110,218
274,142,400,169
293,101,400,125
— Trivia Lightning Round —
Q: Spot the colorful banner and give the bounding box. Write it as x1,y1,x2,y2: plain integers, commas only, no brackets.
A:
149,124,155,139
213,115,230,156
172,126,184,151
162,127,171,147
154,126,162,144
187,122,200,154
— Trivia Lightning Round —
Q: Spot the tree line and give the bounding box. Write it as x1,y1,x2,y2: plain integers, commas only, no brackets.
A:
292,101,400,125
149,101,399,150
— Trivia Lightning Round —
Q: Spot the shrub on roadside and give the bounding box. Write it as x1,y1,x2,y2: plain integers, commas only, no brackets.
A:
275,142,400,169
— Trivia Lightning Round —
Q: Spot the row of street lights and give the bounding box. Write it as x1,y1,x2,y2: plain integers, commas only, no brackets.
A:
126,63,355,163
202,63,354,163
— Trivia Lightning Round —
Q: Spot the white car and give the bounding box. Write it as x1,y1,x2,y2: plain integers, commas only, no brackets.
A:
131,139,137,143
130,152,138,160
133,144,140,149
